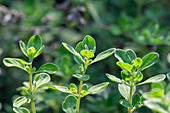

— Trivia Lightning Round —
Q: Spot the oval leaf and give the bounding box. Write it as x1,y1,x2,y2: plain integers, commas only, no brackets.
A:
72,74,90,81
19,40,28,57
62,42,84,62
138,53,159,71
62,95,77,113
87,82,109,94
27,35,42,51
34,45,44,58
50,85,71,93
82,35,96,53
119,99,132,108
13,107,30,113
3,58,27,71
37,63,59,74
118,84,136,100
13,96,28,108
137,74,166,86
75,42,84,53
91,48,115,64
106,73,122,84
132,93,140,106
33,73,50,92
116,62,133,72
80,50,94,58
126,49,137,64
133,58,142,67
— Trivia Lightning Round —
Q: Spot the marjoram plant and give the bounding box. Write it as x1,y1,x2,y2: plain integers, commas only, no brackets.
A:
3,35,59,113
50,35,115,113
106,49,166,113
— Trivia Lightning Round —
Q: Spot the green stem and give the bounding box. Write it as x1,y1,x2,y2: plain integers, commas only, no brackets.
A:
29,65,36,113
128,79,134,113
76,80,83,113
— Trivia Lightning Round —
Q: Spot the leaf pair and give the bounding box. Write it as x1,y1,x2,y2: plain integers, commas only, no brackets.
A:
20,35,44,60
62,35,115,65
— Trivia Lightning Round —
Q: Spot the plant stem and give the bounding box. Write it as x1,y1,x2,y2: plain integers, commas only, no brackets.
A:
76,80,83,113
128,79,134,113
29,65,36,113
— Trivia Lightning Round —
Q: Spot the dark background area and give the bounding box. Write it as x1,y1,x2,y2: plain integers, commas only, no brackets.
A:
0,0,170,113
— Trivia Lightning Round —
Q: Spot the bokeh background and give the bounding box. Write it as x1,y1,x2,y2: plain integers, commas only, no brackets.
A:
0,0,170,113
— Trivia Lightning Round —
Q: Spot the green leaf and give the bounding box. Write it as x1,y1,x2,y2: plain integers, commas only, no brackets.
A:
13,107,30,113
80,50,94,58
119,99,132,108
22,87,29,95
36,63,59,74
132,94,140,106
27,35,42,51
91,48,115,64
82,84,88,91
3,58,28,71
81,90,88,96
121,71,128,80
87,82,109,94
70,83,77,94
106,73,122,84
138,53,159,71
133,58,142,67
137,74,166,85
116,62,133,72
62,95,77,113
75,42,84,53
134,72,143,82
62,42,84,62
144,99,169,113
118,84,136,100
72,74,90,81
115,49,126,63
27,47,36,60
50,85,71,93
13,96,29,108
126,49,137,64
34,45,44,58
19,40,28,57
82,35,96,53
33,73,50,92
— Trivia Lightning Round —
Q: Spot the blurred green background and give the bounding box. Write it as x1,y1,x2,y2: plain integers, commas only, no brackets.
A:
0,0,170,113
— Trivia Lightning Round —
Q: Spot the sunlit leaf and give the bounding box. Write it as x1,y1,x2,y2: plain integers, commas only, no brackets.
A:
80,50,94,58
27,35,42,51
137,74,166,85
36,63,59,74
13,96,29,108
87,82,109,94
72,74,90,81
106,73,122,84
50,85,71,93
13,107,30,113
82,35,96,53
19,40,28,57
91,48,115,64
62,95,77,113
116,62,133,72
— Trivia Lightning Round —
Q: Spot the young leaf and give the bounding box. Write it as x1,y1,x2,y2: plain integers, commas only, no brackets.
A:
19,40,28,57
75,42,84,53
138,53,159,71
72,74,90,81
70,83,77,94
3,58,27,71
27,47,36,60
87,82,109,94
121,71,128,80
33,73,50,92
133,58,142,67
81,90,88,96
119,99,132,108
34,45,44,58
132,94,140,106
27,35,42,51
116,62,133,72
13,107,30,113
50,85,71,93
118,84,136,100
137,74,166,85
13,96,29,108
80,50,94,58
62,42,84,62
134,72,143,82
106,73,122,84
126,49,137,64
82,35,96,53
114,49,126,63
91,48,115,64
36,63,59,74
62,95,77,113
82,84,88,91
